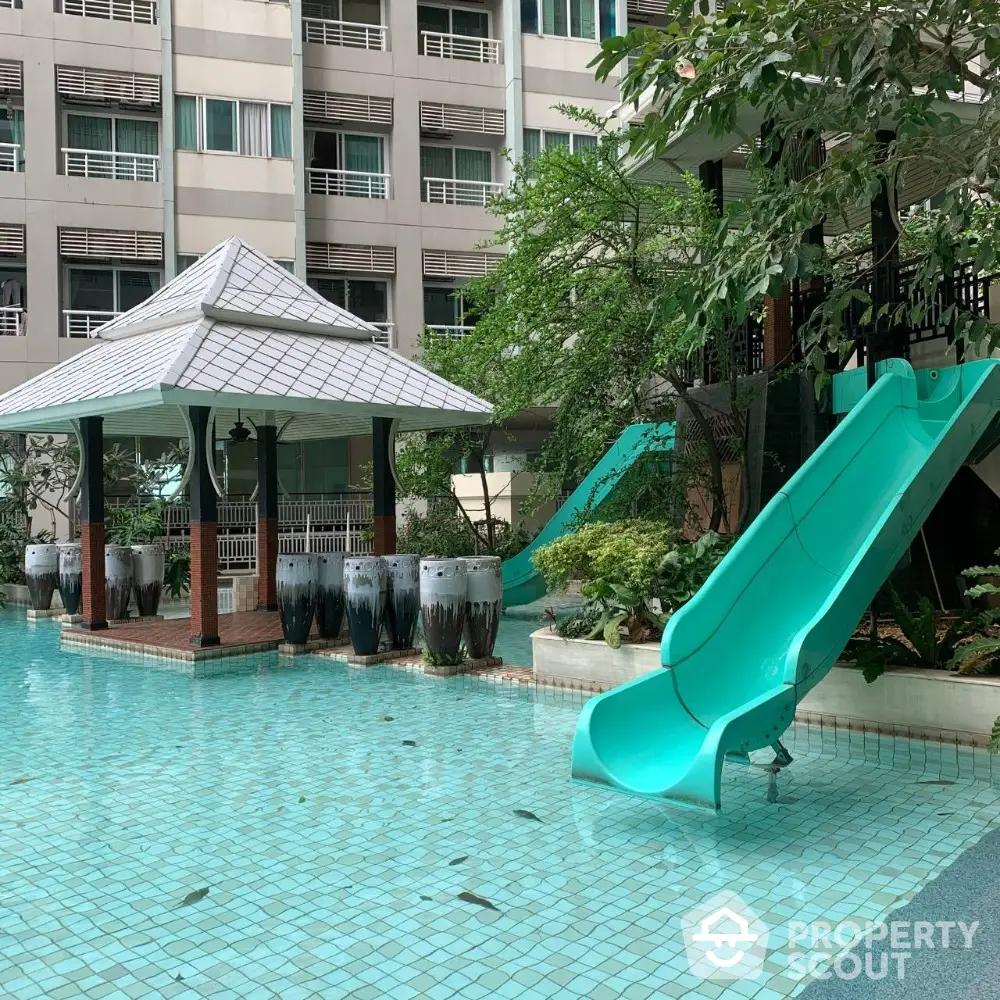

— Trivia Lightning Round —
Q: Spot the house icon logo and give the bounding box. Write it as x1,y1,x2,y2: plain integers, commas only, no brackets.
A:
682,891,769,981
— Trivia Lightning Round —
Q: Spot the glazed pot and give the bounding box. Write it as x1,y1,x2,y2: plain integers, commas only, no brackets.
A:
57,542,83,617
460,556,502,660
420,558,468,660
24,543,59,611
385,554,420,649
344,556,387,656
277,553,318,645
315,552,345,640
105,545,134,621
132,543,165,617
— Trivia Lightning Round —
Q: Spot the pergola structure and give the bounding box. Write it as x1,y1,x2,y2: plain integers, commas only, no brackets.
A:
0,238,492,646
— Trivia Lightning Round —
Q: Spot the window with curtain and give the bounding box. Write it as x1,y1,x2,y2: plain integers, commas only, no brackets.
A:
239,102,270,157
271,105,292,158
544,131,570,151
573,132,598,153
523,128,597,172
310,276,348,308
67,114,113,151
454,148,491,182
177,254,199,273
115,119,159,156
68,269,114,312
175,96,198,151
417,3,450,37
341,0,381,24
276,259,295,272
521,0,539,32
598,0,615,39
343,134,383,174
0,108,23,148
204,99,237,152
451,8,489,37
420,145,454,183
423,284,461,326
117,270,161,312
523,128,541,161
538,0,596,37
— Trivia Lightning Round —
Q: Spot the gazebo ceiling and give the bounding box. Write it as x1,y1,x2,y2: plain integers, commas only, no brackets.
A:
0,238,493,439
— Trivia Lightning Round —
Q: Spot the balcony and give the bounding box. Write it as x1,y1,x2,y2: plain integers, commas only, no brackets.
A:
307,168,390,199
421,31,501,64
369,322,394,349
0,306,23,336
60,0,158,23
302,17,387,50
424,177,501,207
427,324,475,339
64,148,160,183
64,309,119,338
0,143,22,172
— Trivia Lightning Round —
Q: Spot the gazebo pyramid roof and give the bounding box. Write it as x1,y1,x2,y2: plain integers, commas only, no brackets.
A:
0,238,492,440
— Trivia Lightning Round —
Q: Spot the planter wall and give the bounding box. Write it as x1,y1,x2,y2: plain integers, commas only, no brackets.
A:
461,556,502,659
24,544,59,611
105,546,134,620
344,556,387,656
420,559,467,660
315,553,345,640
385,554,420,649
57,543,83,616
532,629,661,690
132,544,165,617
277,553,318,645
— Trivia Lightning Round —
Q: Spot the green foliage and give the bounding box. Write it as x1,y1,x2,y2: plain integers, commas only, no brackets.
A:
949,552,1000,674
397,507,530,561
658,530,731,614
164,547,191,600
105,503,165,546
421,647,466,668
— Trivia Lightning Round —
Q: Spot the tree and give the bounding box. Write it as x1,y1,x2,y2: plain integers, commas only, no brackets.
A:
596,0,1000,369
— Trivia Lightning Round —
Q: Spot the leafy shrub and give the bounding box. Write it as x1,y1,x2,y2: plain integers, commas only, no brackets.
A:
164,547,191,600
106,503,165,546
397,507,531,560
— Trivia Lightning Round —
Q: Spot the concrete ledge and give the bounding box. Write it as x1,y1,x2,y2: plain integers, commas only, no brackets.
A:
4,584,65,610
424,654,503,677
531,628,660,692
278,636,349,656
798,663,1000,746
26,608,62,620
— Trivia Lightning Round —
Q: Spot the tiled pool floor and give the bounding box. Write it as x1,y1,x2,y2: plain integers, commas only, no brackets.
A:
1,613,999,999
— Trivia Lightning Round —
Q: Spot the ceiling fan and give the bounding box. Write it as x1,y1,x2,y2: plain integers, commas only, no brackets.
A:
228,409,253,444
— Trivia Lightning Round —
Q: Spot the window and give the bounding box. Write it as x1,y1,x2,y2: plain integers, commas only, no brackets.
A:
423,284,476,331
309,0,382,23
175,96,293,158
523,128,598,169
0,106,23,171
65,266,162,313
309,275,389,326
64,112,159,155
521,0,614,39
276,259,295,272
308,130,387,197
420,145,493,202
417,4,489,40
176,253,199,273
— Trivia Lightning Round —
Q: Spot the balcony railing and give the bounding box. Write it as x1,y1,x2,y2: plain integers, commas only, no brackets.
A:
307,167,390,199
0,307,24,336
0,143,22,172
60,0,158,23
424,177,501,207
64,310,120,338
421,30,502,63
302,17,387,50
64,148,160,183
427,324,476,339
368,322,394,349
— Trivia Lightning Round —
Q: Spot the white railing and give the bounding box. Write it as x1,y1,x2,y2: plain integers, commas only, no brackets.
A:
427,324,476,339
369,322,394,349
64,148,160,183
421,31,501,64
424,177,501,207
0,306,23,336
307,167,390,199
60,0,158,23
0,143,22,172
63,310,120,338
302,17,387,50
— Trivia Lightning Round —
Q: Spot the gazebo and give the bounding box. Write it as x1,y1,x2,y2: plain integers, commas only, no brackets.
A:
0,238,492,647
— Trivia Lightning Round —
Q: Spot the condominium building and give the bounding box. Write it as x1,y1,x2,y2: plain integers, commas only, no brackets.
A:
0,0,636,488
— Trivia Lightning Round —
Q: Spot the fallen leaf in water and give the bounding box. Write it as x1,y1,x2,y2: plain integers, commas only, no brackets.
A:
937,811,954,816
458,891,499,912
177,887,210,908
382,716,394,722
513,809,541,821
298,795,306,803
420,894,433,901
174,975,184,983
9,777,33,786
919,780,955,785
448,856,469,866
402,740,417,747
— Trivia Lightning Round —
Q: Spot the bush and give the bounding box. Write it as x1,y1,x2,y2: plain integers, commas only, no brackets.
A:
397,508,531,560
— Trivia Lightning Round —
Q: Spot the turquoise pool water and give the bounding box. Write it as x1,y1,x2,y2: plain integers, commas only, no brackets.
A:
1,612,999,999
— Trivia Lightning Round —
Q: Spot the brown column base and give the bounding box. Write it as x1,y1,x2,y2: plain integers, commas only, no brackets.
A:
257,516,279,611
190,521,220,647
373,514,396,557
763,285,793,369
80,521,108,631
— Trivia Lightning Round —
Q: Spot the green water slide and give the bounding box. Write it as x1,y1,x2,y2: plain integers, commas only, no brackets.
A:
572,359,1000,810
501,422,675,608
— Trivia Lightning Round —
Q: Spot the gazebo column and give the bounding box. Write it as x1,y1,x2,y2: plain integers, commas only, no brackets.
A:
372,416,396,556
256,418,279,611
189,406,220,647
79,415,107,631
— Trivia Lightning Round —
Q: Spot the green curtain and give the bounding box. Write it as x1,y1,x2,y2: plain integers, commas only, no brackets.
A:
115,119,159,156
523,129,541,160
420,145,454,181
204,99,237,152
344,134,383,173
544,131,570,151
175,96,198,151
455,148,491,182
271,104,292,158
67,114,112,151
176,254,199,273
542,0,566,35
573,133,598,154
571,0,595,37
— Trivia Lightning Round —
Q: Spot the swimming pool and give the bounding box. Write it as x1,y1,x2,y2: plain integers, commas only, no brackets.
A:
1,612,997,999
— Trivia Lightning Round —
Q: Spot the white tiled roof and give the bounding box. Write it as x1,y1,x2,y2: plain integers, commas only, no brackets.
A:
0,238,493,435
96,237,377,338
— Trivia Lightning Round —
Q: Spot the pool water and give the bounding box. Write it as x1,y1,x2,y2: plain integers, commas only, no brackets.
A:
1,613,998,1000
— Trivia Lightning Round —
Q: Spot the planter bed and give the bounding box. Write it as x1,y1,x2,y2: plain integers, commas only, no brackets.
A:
531,628,660,692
